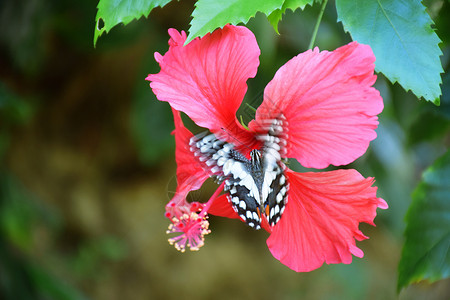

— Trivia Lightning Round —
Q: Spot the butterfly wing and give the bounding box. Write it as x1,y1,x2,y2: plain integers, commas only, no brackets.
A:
190,133,262,229
259,116,289,227
189,132,230,181
263,164,288,226
222,154,262,229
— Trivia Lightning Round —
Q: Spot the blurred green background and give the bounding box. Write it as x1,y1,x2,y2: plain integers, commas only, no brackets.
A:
1,0,449,299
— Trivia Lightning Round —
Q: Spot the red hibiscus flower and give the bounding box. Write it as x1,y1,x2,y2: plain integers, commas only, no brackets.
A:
146,25,387,272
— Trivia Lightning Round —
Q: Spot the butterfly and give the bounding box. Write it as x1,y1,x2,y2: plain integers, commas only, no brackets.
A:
189,116,289,230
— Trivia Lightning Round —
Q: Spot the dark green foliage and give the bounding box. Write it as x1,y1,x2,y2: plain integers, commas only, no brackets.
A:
398,150,450,291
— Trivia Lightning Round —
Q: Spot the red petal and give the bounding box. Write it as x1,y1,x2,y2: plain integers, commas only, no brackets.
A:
267,169,387,272
255,42,383,168
172,109,209,192
147,25,259,145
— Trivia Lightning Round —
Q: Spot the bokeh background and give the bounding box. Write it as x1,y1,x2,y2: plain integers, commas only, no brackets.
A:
1,0,449,299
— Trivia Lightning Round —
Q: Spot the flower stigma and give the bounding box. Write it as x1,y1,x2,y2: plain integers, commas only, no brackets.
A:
165,182,225,252
166,212,210,252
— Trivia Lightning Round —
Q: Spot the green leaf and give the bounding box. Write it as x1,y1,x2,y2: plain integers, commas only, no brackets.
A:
94,0,172,46
397,150,450,291
336,0,443,104
187,0,285,44
268,0,316,34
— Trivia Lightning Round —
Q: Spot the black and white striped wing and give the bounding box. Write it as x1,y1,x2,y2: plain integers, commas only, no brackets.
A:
189,132,231,181
262,164,287,226
190,133,262,229
222,158,262,229
259,116,289,227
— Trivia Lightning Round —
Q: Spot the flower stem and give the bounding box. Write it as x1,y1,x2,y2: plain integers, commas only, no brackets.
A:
245,103,257,112
239,115,249,130
308,0,328,50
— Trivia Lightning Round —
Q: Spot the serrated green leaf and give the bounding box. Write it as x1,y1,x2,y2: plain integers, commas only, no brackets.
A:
397,150,450,291
94,0,172,46
336,0,443,104
187,0,285,44
268,0,316,34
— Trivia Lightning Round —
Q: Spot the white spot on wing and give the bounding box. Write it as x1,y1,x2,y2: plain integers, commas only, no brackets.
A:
274,205,280,214
202,134,215,143
200,145,210,153
223,144,233,152
217,157,226,166
239,201,246,210
276,193,283,202
222,160,233,175
261,169,278,201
